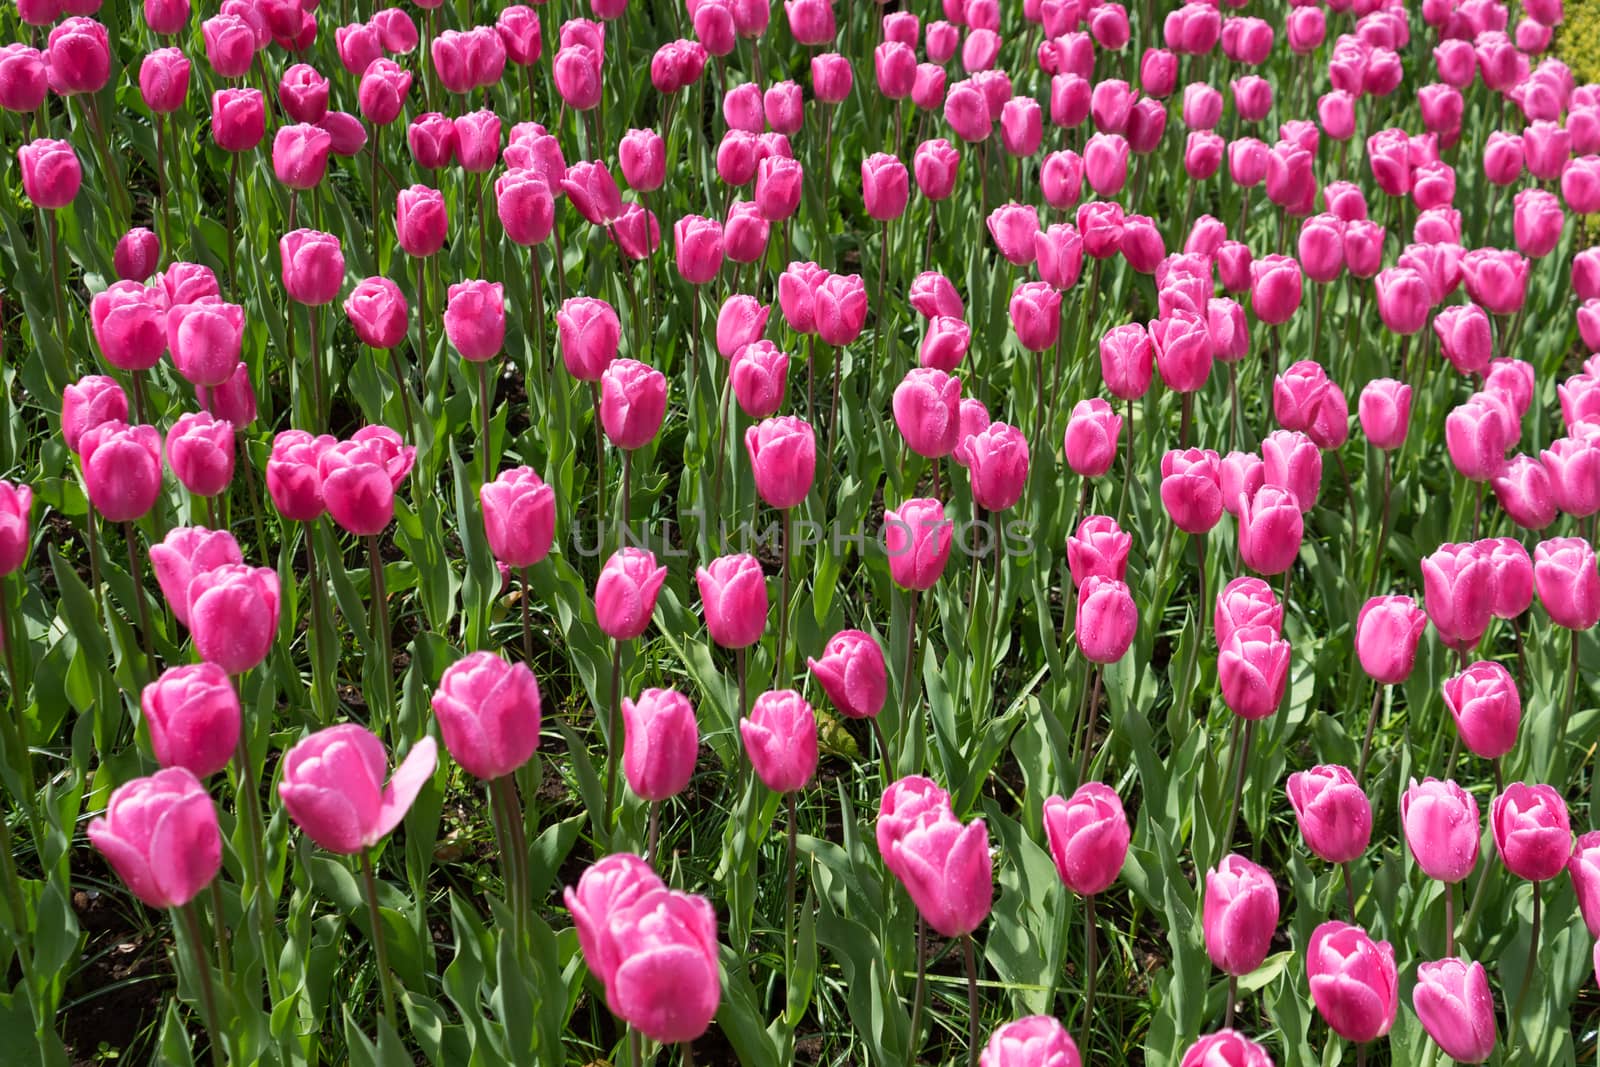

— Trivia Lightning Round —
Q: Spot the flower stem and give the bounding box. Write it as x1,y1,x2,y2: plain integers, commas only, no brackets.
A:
777,510,792,683
604,637,623,833
1509,888,1541,1048
1080,894,1098,1060
360,850,397,1024
477,359,494,487
177,901,226,1067
1356,684,1383,786
784,792,797,969
122,522,156,683
208,880,231,987
491,775,531,955
907,916,926,1065
366,535,393,730
647,800,661,868
1221,719,1255,863
963,934,981,1067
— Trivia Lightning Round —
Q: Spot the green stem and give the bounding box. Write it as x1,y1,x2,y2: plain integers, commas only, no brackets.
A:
1357,684,1382,786
208,880,231,987
1080,894,1098,1059
907,916,926,1065
963,934,981,1067
1221,719,1254,863
477,359,494,486
123,523,156,683
177,902,226,1067
366,535,393,730
491,774,530,955
360,850,397,1024
1509,888,1541,1048
605,638,623,833
783,791,797,970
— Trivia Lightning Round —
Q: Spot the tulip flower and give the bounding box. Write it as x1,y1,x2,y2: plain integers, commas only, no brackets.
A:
1442,661,1520,760
89,768,221,909
980,1016,1082,1067
1287,765,1372,866
1412,958,1496,1064
622,686,699,818
1306,921,1398,1044
1203,854,1278,977
431,652,542,781
1402,778,1480,884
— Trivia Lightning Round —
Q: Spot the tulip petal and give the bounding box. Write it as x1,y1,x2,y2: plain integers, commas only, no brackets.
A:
373,736,439,844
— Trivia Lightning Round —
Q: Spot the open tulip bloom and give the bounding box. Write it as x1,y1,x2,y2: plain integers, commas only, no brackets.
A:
17,0,1600,1063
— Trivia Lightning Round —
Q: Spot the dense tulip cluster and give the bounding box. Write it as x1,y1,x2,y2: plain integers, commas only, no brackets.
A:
5,0,1600,1062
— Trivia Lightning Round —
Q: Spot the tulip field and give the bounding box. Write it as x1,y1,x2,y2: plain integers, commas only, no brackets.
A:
10,0,1600,1063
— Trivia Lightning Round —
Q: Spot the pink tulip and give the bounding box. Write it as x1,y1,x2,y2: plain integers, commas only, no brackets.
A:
1066,516,1130,587
1460,249,1529,316
1042,782,1129,895
89,282,166,373
1179,1032,1273,1067
272,123,333,190
1063,399,1121,478
166,412,234,498
807,630,888,720
1534,537,1600,630
980,1017,1082,1067
278,725,438,854
1287,765,1372,864
1413,959,1496,1064
888,807,993,937
80,422,163,523
1249,254,1302,324
140,663,240,779
16,138,80,209
740,690,818,793
318,428,415,537
885,498,953,591
1442,661,1520,759
395,185,449,257
1076,575,1137,663
1238,485,1303,576
1541,436,1600,517
557,297,621,381
343,277,410,350
745,416,816,509
1159,448,1223,534
600,360,668,451
1402,777,1480,883
814,273,867,345
1569,832,1600,937
696,554,768,648
148,526,242,630
1491,783,1571,881
622,688,698,801
1492,455,1557,531
431,652,542,780
1203,854,1278,976
1218,451,1263,518
893,368,962,458
261,431,329,523
1433,303,1493,376
480,467,556,569
959,422,1029,512
88,768,221,908
186,563,279,673
1358,379,1411,450
1355,595,1427,685
444,281,506,363
1306,922,1398,1043
1219,625,1290,720
988,203,1042,265
1099,323,1154,400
